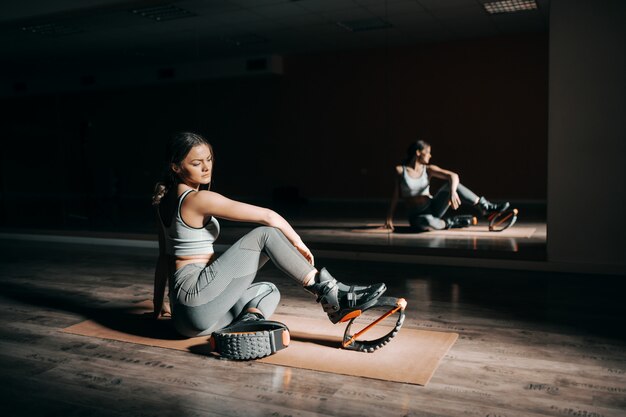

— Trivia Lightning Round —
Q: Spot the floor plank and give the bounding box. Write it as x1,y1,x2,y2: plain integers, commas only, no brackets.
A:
0,237,624,417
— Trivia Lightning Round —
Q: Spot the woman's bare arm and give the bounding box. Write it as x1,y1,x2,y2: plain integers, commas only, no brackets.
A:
427,164,461,209
153,210,171,318
189,191,315,265
384,166,403,230
385,180,400,230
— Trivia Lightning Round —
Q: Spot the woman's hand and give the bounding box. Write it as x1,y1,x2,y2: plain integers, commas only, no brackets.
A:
295,241,315,266
428,166,461,210
153,301,171,319
450,191,461,210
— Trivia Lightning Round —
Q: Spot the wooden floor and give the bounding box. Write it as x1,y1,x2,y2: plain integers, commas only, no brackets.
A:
0,199,548,264
1,237,625,417
0,216,547,264
222,218,547,261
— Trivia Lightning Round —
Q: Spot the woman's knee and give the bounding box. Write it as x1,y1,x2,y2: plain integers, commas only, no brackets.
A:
240,226,281,250
251,226,283,241
410,213,431,228
249,281,281,316
255,281,280,297
412,214,445,231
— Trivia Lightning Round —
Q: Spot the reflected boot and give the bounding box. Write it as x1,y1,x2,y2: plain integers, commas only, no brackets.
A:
445,214,477,229
211,311,290,360
305,268,387,324
477,196,510,218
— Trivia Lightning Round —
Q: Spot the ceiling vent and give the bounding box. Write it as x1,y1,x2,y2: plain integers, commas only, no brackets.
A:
21,22,82,36
336,17,392,33
483,0,538,14
130,4,196,22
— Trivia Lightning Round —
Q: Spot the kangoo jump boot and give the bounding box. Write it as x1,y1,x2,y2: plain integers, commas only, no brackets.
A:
477,196,510,218
476,197,510,218
211,311,290,360
305,268,387,324
445,214,477,229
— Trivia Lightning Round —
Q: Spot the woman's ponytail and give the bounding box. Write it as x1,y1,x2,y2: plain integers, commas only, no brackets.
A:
151,132,213,205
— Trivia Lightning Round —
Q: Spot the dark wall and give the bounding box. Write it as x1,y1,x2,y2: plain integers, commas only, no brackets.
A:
276,34,548,201
0,34,547,231
547,0,626,273
1,78,280,230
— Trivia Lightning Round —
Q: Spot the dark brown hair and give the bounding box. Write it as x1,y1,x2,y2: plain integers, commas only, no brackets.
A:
151,132,214,206
403,139,431,165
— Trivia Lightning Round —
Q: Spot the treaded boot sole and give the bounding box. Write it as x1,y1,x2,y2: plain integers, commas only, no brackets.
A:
212,328,290,360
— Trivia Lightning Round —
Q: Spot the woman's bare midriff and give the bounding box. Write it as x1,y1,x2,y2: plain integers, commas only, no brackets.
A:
175,254,215,270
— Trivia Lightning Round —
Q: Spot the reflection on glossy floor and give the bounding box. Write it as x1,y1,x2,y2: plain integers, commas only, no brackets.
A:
221,218,547,261
0,200,547,263
0,238,624,417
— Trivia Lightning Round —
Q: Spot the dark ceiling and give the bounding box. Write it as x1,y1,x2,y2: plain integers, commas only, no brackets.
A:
0,0,549,77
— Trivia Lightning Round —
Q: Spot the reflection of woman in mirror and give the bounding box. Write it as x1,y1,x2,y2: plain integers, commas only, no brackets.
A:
151,132,385,358
384,140,509,232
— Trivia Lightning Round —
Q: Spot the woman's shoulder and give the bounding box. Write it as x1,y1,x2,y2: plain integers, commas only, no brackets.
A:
184,190,230,210
394,165,404,175
178,189,224,220
184,189,216,203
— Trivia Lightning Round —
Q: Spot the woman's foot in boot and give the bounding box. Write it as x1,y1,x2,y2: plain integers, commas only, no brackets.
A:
477,196,510,218
211,309,290,360
305,268,387,324
445,214,477,229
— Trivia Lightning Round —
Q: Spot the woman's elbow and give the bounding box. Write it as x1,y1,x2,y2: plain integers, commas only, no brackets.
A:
262,209,279,226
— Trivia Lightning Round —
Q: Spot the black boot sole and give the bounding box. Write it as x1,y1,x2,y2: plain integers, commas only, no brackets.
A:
212,328,290,360
211,319,290,360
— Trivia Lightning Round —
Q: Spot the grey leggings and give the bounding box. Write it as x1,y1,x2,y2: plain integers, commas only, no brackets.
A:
408,183,479,231
170,226,316,337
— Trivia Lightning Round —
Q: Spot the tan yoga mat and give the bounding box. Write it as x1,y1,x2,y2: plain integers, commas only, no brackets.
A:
351,224,535,238
425,226,536,238
62,301,457,386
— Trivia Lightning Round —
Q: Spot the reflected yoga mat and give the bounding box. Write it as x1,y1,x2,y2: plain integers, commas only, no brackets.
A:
425,226,535,238
351,224,535,238
62,301,457,386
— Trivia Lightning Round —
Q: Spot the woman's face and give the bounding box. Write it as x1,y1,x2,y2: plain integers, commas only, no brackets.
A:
173,144,213,186
417,146,432,164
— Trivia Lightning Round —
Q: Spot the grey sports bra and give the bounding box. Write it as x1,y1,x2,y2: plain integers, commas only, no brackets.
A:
158,189,220,256
399,165,431,198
